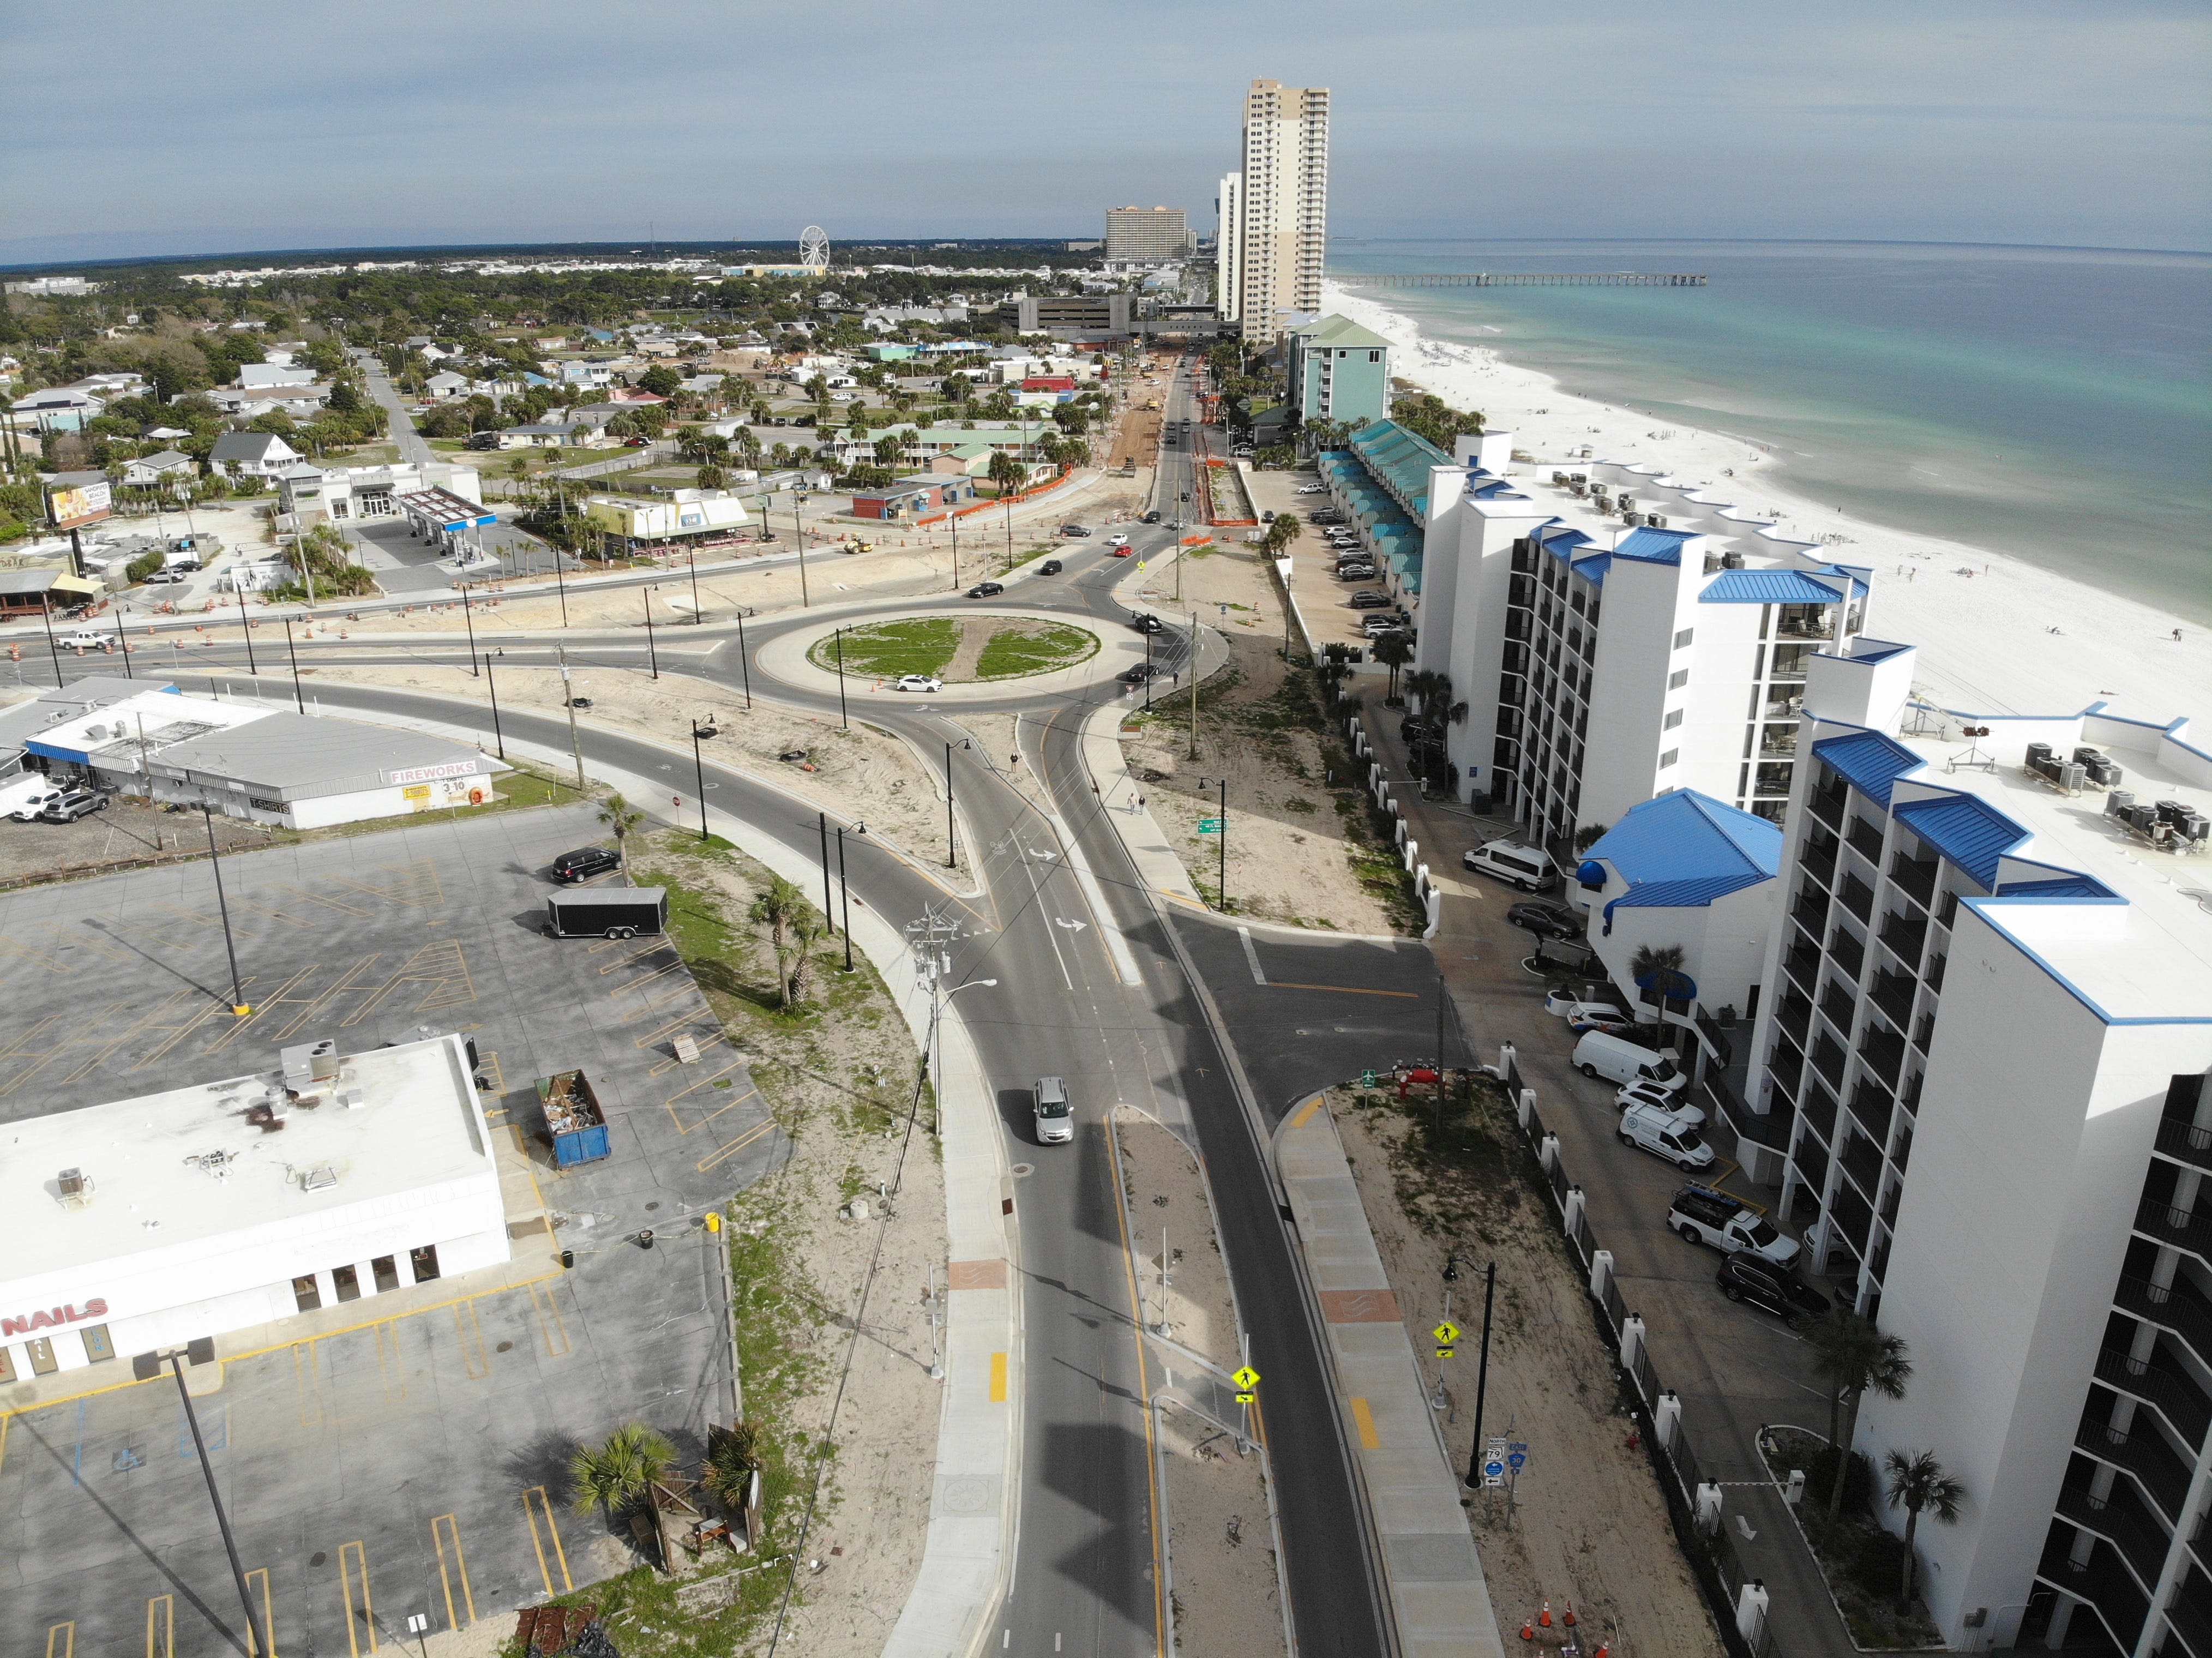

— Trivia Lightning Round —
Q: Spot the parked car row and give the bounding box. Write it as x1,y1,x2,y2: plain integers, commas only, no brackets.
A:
9,783,106,824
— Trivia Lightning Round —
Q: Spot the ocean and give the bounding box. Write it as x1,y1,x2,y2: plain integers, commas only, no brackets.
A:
1324,239,2212,625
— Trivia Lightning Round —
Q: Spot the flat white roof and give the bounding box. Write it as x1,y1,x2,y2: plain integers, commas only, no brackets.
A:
1,1036,491,1282
1898,729,2212,1022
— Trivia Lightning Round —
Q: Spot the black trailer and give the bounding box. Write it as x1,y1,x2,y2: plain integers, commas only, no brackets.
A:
544,886,668,940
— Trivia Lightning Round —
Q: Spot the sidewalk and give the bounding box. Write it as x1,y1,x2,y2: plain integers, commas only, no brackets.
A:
1273,1093,1507,1658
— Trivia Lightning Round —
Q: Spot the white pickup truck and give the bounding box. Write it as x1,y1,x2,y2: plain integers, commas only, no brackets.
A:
1668,1184,1802,1269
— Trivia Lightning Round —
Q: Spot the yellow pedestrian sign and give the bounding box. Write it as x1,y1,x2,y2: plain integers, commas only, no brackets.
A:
1233,1363,1260,1403
1433,1320,1461,1346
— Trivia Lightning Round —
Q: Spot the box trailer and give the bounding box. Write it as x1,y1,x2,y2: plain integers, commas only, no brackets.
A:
538,1069,610,1167
544,886,668,940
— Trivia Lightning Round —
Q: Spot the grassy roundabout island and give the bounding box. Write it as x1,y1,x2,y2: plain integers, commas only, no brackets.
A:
808,615,1101,683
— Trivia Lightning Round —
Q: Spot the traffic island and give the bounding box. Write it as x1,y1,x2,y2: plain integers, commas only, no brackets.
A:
804,614,1099,683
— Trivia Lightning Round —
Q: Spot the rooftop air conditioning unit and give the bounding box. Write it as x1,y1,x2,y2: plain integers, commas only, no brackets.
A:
1621,512,1643,527
1722,551,1745,569
1648,514,1667,529
1704,552,1722,574
56,1167,94,1208
2107,789,2136,819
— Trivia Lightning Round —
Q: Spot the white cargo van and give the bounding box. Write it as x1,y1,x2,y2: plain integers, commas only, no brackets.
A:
1033,1076,1073,1145
1463,839,1557,891
1572,1029,1688,1092
1619,1102,1714,1170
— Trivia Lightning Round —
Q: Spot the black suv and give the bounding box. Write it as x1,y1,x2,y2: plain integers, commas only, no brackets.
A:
1716,1252,1831,1329
551,845,621,882
966,580,1005,598
1037,558,1064,576
1143,509,1162,524
1506,900,1584,941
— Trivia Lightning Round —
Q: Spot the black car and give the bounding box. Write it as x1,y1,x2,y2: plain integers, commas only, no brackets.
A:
1128,612,1165,634
37,788,105,824
1348,591,1394,609
1716,1253,1831,1329
1336,566,1377,581
966,581,1005,598
1060,524,1090,538
1117,664,1161,686
1143,509,1162,524
551,845,622,883
1037,558,1063,575
1506,900,1584,942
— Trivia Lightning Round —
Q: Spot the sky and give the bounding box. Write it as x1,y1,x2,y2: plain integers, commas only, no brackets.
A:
3,0,2208,265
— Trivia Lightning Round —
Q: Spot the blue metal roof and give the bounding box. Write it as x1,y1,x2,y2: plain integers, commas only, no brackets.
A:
1998,874,2117,900
1698,569,1849,605
1347,420,1450,528
1849,638,1915,664
1811,729,1920,809
1610,526,1697,565
1571,552,1613,587
1538,527,1590,562
1892,792,2030,890
1583,790,1783,922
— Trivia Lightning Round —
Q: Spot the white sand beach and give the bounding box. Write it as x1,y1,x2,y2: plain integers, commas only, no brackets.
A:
1324,284,2212,729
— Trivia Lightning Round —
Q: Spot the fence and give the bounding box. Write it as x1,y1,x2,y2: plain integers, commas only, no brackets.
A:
1498,1046,1775,1657
1342,714,1442,938
549,440,678,480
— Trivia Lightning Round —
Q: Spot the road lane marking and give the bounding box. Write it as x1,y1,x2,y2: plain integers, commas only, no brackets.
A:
1290,1097,1321,1130
1349,1396,1381,1450
1269,982,1420,998
1237,926,1266,984
989,1351,1008,1403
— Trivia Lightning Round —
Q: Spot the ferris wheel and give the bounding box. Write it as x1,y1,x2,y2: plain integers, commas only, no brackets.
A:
799,226,830,272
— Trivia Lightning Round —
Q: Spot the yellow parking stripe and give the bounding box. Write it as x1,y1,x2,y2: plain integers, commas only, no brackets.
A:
431,1514,476,1629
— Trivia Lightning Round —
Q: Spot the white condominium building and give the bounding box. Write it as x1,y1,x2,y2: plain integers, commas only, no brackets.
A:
1104,206,1192,265
1215,172,1243,324
1233,79,1328,344
1741,641,2212,1654
1412,448,1873,848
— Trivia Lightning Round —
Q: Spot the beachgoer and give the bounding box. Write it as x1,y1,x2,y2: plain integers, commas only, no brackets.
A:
2177,629,2185,643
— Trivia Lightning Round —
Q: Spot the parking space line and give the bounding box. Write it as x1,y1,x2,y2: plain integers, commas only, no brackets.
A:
338,940,476,1028
245,1567,276,1657
45,1621,73,1658
145,1595,173,1658
430,1515,476,1630
372,1324,408,1401
663,1062,756,1135
450,1303,491,1380
598,940,672,977
337,1541,376,1657
695,1116,776,1174
292,1344,324,1428
528,1283,572,1359
647,1027,726,1076
521,1487,573,1595
476,1048,505,1096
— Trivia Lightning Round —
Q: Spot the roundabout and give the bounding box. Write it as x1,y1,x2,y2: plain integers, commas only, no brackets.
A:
762,605,1164,705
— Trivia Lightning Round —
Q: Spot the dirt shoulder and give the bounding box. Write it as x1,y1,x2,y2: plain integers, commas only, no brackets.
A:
1330,1078,1724,1658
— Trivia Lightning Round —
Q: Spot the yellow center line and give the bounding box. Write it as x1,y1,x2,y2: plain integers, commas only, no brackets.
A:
1267,981,1421,998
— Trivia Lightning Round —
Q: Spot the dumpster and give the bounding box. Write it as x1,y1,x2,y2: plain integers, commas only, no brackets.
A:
539,1069,610,1167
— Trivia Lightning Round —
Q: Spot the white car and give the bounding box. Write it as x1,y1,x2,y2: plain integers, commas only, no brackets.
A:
1105,532,1130,549
1619,1102,1716,1170
1297,484,1326,494
55,630,107,650
1562,1001,1634,1034
1616,1080,1707,1127
893,674,943,694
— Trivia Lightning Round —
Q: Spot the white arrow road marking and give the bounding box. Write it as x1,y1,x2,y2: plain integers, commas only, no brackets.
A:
1054,918,1087,932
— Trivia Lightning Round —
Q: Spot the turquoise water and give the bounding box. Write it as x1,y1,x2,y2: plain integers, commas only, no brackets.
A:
1326,240,2212,624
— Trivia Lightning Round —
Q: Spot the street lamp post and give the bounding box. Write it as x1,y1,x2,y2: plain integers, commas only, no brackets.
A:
686,545,702,625
233,575,258,675
200,804,251,1016
484,649,506,760
163,1348,266,1658
557,645,585,788
642,585,659,680
113,605,133,677
835,822,859,973
689,718,714,842
736,608,753,710
281,616,305,714
943,737,970,868
38,594,63,690
833,626,849,730
793,489,810,606
459,582,480,677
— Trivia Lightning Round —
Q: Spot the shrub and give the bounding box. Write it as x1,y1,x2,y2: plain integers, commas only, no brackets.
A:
1842,1525,1910,1601
127,550,167,584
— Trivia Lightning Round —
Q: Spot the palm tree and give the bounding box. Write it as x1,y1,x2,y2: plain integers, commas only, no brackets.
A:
1630,942,1692,1002
1265,514,1302,555
1572,822,1610,854
596,792,645,885
1809,1312,1914,1517
784,916,826,1007
1882,1449,1964,1609
1371,632,1414,702
702,1420,759,1510
569,1421,676,1520
749,874,806,957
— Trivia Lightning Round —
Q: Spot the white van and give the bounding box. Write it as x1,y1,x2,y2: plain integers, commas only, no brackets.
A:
1032,1076,1073,1145
1619,1102,1715,1170
1463,839,1557,892
1572,1029,1688,1094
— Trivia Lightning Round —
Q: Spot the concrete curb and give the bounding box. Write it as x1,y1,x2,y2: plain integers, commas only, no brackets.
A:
1272,1092,1507,1658
240,684,1023,1658
758,606,1140,707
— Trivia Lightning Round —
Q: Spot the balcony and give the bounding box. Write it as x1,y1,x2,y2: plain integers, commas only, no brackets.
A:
1813,1032,1848,1090
1840,1130,1885,1200
1803,836,1839,888
1890,853,1938,909
2079,1404,2195,1521
2120,1275,2212,1379
1914,1011,1938,1054
1771,1031,1806,1092
1827,925,1866,981
1892,1121,1914,1174
1810,779,1847,831
1881,1178,1902,1229
1861,1023,1907,1089
1849,1076,1896,1145
1820,980,1858,1037
1784,938,1822,995
2098,1345,2212,1449
1777,607,1837,640
1795,1129,1830,1194
2057,1482,2173,1598
1926,953,1946,993
1759,726,1800,758
2169,1565,2212,1658
1870,969,1916,1029
1793,886,1830,937
1880,908,1927,966
1802,1079,1838,1141
2160,1114,2212,1178
2138,1198,2212,1268
2037,1531,2150,1652
1840,873,1876,924
1848,816,1886,862
1831,1178,1876,1253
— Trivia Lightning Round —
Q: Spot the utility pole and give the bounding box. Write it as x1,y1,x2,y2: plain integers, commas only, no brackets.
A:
1186,612,1201,760
793,489,810,606
736,609,753,709
557,645,585,787
200,806,251,1016
281,616,304,714
164,1349,266,1658
113,605,133,676
233,575,257,674
642,584,659,680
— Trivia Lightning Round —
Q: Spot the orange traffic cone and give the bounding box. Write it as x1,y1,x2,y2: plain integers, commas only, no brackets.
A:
1592,1646,1608,1658
1518,1618,1535,1642
1538,1603,1554,1628
1562,1605,1577,1628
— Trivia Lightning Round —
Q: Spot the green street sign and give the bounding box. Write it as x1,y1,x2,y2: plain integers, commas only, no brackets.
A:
1361,1069,1379,1089
1198,818,1225,834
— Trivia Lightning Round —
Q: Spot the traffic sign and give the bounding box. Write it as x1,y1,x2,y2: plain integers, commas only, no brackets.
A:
1360,1069,1378,1089
1198,818,1224,834
1433,1320,1461,1346
1235,1391,1255,1404
1434,1346,1454,1360
1232,1365,1261,1391
1482,1458,1505,1481
1507,1451,1527,1470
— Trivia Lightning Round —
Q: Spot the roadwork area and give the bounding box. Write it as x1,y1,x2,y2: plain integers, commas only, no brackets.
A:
1111,1107,1288,1658
1327,1081,1724,1658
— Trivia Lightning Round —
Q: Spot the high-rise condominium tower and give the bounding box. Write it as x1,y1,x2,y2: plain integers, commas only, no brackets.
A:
1234,79,1328,345
1215,172,1242,323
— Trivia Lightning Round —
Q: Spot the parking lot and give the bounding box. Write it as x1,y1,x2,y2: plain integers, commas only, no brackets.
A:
0,789,271,887
0,804,779,1658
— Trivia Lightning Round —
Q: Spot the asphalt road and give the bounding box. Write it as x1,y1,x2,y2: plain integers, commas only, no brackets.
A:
364,363,435,466
28,355,1402,1658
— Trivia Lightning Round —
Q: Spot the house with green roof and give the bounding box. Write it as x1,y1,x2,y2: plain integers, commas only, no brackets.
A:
1285,314,1393,428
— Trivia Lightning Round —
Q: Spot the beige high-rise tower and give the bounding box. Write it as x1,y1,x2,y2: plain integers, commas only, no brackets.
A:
1234,79,1329,345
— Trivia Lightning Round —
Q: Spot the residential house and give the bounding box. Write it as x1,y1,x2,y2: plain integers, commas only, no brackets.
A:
121,450,195,487
205,384,332,417
238,364,317,388
1284,315,1393,430
422,371,472,401
8,387,103,432
208,430,302,478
